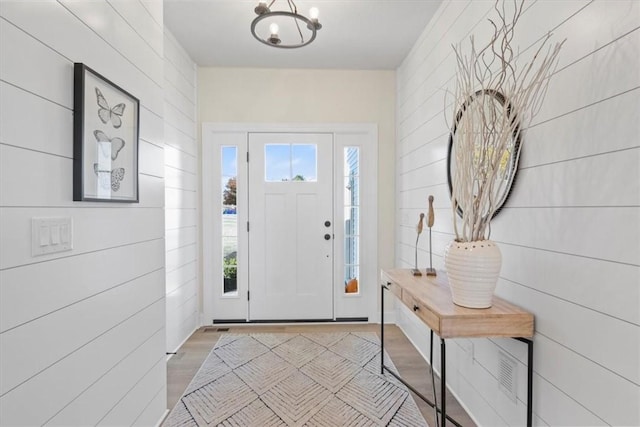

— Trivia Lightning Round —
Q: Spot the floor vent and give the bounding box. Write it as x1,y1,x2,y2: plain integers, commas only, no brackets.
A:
498,351,518,402
203,327,229,332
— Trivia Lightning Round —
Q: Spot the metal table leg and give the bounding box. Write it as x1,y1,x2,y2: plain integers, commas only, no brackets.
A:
380,283,385,374
527,339,533,427
441,338,446,427
514,337,534,427
430,330,434,368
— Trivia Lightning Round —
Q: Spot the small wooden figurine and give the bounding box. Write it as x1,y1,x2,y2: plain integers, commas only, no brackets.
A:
426,195,436,276
412,213,425,276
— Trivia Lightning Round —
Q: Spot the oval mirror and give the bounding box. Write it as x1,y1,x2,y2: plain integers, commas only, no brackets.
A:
446,89,522,219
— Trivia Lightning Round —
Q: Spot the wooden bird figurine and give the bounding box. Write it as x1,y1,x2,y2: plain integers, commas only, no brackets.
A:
416,213,425,234
426,195,436,276
412,213,425,276
427,195,435,228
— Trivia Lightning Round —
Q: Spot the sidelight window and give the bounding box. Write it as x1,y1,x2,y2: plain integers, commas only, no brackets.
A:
221,146,238,295
344,147,360,294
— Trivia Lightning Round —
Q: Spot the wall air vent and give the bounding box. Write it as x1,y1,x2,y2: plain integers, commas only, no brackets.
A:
498,351,518,402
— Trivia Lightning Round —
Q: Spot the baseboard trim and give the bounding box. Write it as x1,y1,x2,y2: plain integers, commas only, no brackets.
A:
335,317,369,322
166,325,200,360
154,409,169,427
213,318,248,324
213,317,369,324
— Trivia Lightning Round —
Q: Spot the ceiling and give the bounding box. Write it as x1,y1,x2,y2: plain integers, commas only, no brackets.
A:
163,0,443,70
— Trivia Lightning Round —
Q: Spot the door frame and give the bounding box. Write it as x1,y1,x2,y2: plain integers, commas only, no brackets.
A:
202,123,378,324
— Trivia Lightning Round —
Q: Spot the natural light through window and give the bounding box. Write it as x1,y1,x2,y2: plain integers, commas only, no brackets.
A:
221,146,238,296
344,147,360,294
265,143,317,182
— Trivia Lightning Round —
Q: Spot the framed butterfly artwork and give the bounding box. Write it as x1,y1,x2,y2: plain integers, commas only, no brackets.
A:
73,63,139,202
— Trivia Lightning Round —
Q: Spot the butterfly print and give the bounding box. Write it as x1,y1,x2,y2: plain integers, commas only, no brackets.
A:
93,163,125,192
94,130,125,161
96,87,126,128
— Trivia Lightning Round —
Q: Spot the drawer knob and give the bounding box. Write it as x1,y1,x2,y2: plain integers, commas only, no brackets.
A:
413,304,420,312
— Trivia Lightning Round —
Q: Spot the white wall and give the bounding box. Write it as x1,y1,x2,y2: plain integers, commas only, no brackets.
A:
0,1,167,425
198,67,396,314
395,1,639,425
164,30,199,353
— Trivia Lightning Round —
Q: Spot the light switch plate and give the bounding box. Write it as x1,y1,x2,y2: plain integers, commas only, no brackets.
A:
39,225,50,246
32,217,73,256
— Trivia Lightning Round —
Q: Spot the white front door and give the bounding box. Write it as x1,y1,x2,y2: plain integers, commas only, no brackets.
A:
248,133,334,320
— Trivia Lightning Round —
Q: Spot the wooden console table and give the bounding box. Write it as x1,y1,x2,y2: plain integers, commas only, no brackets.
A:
380,268,534,427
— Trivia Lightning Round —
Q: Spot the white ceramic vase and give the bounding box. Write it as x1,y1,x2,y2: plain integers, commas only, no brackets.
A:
444,240,502,308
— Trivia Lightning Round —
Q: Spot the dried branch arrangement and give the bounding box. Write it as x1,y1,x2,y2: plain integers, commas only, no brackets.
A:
448,0,564,242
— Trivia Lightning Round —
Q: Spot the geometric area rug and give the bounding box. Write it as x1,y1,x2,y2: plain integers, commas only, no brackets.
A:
164,332,429,426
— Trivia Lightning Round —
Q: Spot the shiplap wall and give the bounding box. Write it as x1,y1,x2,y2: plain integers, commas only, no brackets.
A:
0,1,167,425
164,30,198,353
395,1,640,425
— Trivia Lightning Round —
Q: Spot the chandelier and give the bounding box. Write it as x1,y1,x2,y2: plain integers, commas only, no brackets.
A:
251,0,322,49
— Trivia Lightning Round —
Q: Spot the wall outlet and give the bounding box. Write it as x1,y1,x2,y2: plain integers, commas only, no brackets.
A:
32,217,73,256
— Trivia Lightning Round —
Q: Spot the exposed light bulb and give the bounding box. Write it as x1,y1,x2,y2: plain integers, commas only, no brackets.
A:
309,7,319,20
269,22,279,35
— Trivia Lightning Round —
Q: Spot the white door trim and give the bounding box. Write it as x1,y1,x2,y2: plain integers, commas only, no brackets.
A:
202,123,378,324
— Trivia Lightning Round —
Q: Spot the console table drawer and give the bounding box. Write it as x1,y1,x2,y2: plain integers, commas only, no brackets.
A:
401,291,439,333
381,272,403,299
386,280,403,299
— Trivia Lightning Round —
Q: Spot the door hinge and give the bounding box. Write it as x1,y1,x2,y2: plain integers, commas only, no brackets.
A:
247,291,250,301
246,152,249,162
247,221,250,232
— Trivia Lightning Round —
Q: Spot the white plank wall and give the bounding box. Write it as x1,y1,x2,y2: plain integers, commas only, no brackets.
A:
0,0,167,425
394,1,640,426
163,29,199,353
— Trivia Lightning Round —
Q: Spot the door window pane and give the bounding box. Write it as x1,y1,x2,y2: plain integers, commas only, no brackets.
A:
265,144,290,182
221,146,238,295
292,144,317,182
265,143,317,182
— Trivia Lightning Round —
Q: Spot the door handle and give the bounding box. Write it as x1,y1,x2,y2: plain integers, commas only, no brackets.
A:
324,234,331,240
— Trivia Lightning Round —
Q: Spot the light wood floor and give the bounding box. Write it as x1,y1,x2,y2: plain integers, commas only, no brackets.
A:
166,324,476,426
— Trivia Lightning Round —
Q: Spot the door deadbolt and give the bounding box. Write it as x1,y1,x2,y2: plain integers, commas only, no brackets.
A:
324,220,331,227
324,234,331,240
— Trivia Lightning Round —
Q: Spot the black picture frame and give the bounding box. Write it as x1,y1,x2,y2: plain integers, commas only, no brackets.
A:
446,89,522,219
73,63,140,202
